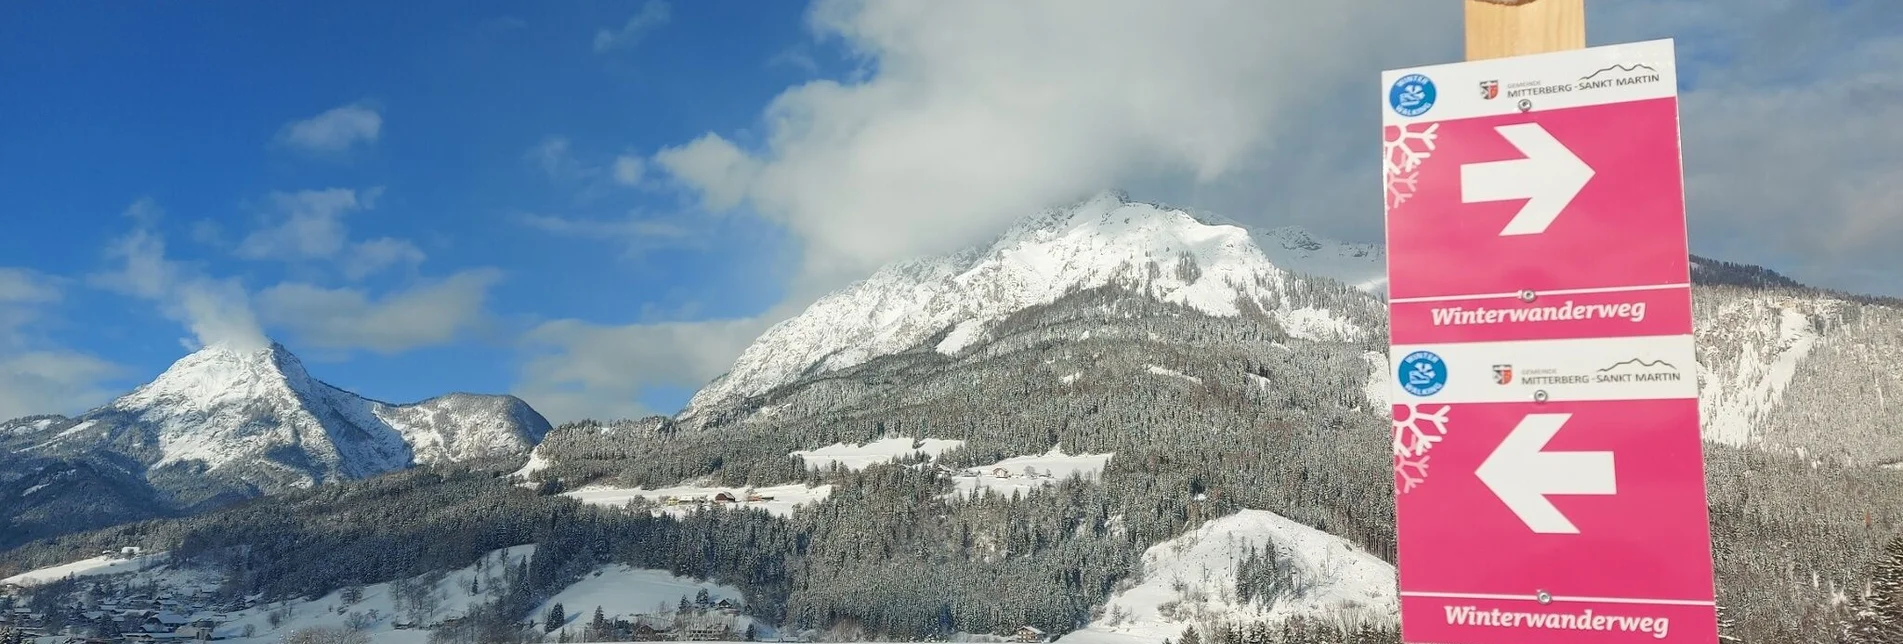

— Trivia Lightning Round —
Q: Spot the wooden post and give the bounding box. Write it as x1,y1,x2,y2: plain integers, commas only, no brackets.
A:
1464,0,1586,61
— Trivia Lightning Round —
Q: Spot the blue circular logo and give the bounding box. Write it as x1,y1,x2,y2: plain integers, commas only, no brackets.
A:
1389,74,1437,117
1399,350,1447,397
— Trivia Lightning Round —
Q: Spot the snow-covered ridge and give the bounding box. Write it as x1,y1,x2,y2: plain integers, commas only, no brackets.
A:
13,341,552,493
1696,298,1826,447
1060,509,1396,644
947,449,1114,499
685,193,1384,418
791,437,966,471
564,482,835,519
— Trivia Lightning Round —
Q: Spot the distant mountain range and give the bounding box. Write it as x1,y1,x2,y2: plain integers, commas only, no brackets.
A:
0,341,549,550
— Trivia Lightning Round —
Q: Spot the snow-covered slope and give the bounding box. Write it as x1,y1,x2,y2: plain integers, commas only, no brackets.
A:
4,341,551,502
1688,282,1903,464
1060,509,1396,644
5,543,763,644
684,192,1384,418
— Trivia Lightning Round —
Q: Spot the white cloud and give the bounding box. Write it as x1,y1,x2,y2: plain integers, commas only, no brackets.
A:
514,314,775,422
234,187,423,280
519,213,693,241
1589,0,1903,296
278,103,382,154
529,137,581,180
612,154,647,186
644,0,1901,299
0,268,125,419
652,0,1452,290
0,351,125,420
653,134,756,212
593,0,671,53
237,188,369,261
345,237,427,281
536,0,1902,421
256,269,502,354
0,268,59,307
94,199,270,352
0,268,64,351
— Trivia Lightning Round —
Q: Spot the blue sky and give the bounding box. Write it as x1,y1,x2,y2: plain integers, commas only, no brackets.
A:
1,0,1897,423
0,1,836,417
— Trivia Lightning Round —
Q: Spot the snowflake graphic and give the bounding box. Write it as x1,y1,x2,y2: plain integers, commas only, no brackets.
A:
1392,403,1451,494
1383,123,1439,210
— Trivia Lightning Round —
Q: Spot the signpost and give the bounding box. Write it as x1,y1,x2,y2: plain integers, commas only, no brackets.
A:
1382,18,1718,644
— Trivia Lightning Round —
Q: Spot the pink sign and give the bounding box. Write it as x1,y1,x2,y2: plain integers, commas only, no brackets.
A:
1384,98,1690,303
1383,39,1718,644
1391,399,1716,643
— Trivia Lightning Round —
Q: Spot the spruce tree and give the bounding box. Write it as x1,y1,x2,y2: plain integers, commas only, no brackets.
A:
1844,535,1903,643
587,606,608,643
1179,625,1201,644
546,603,565,632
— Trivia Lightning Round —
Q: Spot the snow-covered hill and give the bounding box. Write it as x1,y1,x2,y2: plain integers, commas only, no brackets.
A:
1,341,551,504
1060,509,1396,644
1688,281,1903,465
2,543,765,644
683,192,1384,419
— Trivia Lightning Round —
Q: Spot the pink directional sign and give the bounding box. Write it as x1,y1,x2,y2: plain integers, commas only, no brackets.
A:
1393,399,1715,643
1385,98,1689,302
1382,39,1718,644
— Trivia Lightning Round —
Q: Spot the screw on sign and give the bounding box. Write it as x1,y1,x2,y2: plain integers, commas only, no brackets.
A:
1382,39,1717,644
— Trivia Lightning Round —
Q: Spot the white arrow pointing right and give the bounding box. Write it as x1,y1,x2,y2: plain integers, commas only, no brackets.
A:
1460,122,1595,236
1475,413,1616,534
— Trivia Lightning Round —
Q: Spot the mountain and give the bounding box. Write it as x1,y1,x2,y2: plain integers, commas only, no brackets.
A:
1686,257,1903,466
4,197,1898,644
0,340,551,548
681,191,1386,422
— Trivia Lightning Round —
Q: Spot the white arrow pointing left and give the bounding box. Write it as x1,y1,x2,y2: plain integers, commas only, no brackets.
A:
1460,122,1595,236
1475,413,1616,534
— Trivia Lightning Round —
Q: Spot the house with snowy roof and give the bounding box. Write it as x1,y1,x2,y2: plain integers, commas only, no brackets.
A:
1015,626,1048,643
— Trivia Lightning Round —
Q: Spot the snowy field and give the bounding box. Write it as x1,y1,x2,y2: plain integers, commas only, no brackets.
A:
6,543,772,644
1060,509,1396,644
1,550,173,586
947,449,1114,498
791,437,965,471
534,565,749,632
563,482,835,518
511,446,553,483
1144,365,1201,385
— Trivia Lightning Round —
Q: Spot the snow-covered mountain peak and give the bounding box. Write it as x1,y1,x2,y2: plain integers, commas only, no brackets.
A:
7,340,551,503
114,341,313,413
682,195,1385,419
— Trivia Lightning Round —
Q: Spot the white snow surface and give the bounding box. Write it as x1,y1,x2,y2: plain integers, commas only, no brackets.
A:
2,551,172,586
511,445,554,485
949,449,1113,498
791,437,965,471
1060,510,1396,644
1144,365,1201,385
683,193,1381,418
1360,352,1388,411
937,319,990,355
21,341,549,488
6,545,763,644
1696,297,1828,446
564,483,835,519
192,544,539,643
533,565,744,629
